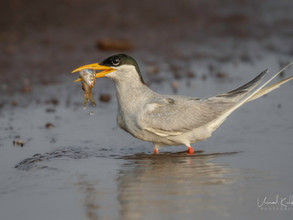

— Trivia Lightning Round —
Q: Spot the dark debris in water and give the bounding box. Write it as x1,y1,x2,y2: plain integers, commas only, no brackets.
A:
45,108,56,113
11,100,18,107
45,99,59,106
13,139,25,147
216,72,228,78
99,94,111,102
45,122,55,129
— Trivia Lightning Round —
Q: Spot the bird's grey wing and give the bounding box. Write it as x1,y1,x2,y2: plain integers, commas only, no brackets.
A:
138,96,234,137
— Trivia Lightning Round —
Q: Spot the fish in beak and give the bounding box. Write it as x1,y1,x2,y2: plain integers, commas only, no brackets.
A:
71,63,115,109
79,69,96,109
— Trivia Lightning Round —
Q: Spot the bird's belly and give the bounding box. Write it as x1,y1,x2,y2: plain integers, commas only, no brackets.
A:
153,127,212,146
128,128,212,146
118,112,212,146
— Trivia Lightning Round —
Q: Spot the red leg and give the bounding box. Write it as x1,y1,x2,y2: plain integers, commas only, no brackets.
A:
187,146,194,155
154,148,159,154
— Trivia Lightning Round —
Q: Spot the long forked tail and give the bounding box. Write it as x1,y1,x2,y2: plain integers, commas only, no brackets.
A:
216,69,268,100
207,62,293,131
247,73,293,102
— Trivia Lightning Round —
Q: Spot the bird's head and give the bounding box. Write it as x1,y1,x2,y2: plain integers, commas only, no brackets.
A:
72,54,144,84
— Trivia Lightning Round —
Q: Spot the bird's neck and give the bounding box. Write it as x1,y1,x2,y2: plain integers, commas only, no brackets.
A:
114,78,153,111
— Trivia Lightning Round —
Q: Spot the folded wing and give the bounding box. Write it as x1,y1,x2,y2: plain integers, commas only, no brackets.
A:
139,96,234,137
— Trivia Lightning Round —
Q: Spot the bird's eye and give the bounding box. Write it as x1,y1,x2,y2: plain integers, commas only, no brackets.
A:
112,57,120,66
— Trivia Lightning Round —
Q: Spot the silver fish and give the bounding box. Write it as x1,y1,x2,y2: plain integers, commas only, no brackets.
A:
79,69,96,109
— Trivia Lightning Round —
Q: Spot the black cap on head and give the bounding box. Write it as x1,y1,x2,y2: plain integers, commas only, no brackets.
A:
101,54,144,83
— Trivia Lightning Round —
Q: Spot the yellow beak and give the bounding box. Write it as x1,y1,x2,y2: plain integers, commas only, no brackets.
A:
72,63,116,82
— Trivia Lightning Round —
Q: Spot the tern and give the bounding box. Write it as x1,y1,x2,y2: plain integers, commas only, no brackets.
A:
72,54,293,154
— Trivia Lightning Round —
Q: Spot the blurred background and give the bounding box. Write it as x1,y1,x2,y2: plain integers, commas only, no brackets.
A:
1,1,293,220
1,0,293,93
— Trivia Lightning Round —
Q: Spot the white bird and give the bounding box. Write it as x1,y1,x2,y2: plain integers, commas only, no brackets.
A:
72,54,293,154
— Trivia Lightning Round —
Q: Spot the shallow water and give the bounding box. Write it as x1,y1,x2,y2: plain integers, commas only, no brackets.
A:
1,55,293,220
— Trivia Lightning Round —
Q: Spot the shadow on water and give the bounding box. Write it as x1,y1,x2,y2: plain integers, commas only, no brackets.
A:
117,150,242,220
122,150,241,159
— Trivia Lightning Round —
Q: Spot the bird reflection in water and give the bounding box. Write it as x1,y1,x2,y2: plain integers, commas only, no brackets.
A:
117,151,240,219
